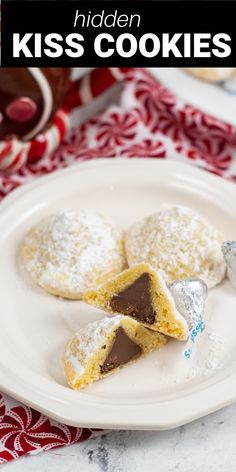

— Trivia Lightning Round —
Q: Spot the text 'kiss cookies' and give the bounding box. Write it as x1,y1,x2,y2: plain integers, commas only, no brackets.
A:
63,315,167,390
125,206,226,288
21,210,125,299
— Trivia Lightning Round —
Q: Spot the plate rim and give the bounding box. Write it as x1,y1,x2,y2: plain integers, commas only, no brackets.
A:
1,158,236,431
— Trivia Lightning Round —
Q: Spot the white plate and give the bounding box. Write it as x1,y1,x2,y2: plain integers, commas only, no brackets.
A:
1,159,236,431
151,68,236,126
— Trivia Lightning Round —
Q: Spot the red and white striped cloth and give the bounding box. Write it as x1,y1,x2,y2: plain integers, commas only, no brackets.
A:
1,67,236,464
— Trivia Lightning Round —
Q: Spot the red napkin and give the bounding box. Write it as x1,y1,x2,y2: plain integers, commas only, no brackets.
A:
1,67,236,463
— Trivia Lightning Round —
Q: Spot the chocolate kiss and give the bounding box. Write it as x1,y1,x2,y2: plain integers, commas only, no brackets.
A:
169,278,208,329
110,273,155,324
100,327,142,374
222,241,236,289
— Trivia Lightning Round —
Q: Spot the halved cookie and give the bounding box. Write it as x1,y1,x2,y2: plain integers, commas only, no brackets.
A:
63,315,167,390
83,263,189,340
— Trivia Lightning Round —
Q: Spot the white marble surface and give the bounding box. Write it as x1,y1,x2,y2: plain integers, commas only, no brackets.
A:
3,403,236,471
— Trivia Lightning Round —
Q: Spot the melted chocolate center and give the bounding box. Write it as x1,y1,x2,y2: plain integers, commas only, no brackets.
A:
100,327,142,374
110,273,156,324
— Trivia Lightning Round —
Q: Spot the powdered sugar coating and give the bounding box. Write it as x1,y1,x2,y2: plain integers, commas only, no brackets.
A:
64,315,125,375
22,210,125,298
125,206,226,288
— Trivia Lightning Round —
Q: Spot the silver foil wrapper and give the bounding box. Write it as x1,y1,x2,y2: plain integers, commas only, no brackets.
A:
169,278,208,330
222,241,236,289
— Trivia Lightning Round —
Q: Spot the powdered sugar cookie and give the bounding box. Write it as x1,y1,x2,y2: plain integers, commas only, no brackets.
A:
21,210,125,299
84,263,189,340
184,68,236,83
63,315,167,390
125,206,226,288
